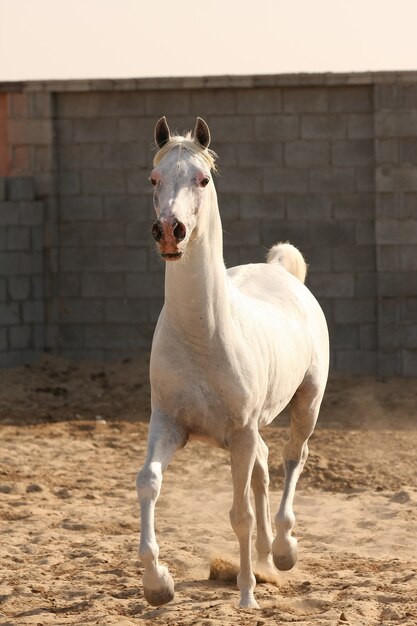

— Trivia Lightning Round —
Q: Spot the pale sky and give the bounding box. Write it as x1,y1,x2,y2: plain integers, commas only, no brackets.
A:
0,0,416,81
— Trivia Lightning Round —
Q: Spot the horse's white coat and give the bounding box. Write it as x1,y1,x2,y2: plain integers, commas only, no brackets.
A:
137,117,329,609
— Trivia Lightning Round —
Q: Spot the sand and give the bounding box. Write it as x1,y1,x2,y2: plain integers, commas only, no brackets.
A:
0,353,416,625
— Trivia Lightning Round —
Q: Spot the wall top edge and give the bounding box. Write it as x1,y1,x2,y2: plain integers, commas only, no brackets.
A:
1,71,417,93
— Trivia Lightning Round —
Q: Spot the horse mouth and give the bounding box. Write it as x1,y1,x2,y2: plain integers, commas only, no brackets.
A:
161,252,183,261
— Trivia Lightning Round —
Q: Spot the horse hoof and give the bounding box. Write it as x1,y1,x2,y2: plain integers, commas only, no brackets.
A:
143,568,175,606
272,537,298,571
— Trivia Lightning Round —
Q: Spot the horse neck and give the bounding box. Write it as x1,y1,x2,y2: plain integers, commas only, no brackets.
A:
163,187,230,340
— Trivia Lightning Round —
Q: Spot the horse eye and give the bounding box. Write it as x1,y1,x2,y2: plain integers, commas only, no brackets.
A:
150,177,157,187
200,177,210,188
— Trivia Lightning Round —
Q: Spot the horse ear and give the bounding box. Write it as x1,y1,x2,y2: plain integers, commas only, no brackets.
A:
193,117,211,149
154,116,171,149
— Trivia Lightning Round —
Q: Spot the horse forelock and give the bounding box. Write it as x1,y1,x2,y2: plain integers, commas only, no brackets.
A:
153,132,217,172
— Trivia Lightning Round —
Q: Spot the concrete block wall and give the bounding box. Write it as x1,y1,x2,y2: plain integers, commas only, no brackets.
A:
0,72,416,374
375,83,417,376
0,176,44,366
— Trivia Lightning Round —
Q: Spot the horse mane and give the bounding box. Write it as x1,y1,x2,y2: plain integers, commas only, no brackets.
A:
153,132,218,172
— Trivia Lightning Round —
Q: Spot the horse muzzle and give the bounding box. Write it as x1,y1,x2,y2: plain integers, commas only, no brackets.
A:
152,219,186,260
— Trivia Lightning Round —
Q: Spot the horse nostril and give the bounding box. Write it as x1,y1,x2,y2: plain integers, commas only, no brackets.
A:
152,221,163,242
173,220,186,242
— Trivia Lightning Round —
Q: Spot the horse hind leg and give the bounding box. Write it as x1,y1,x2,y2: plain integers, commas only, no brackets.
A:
272,382,324,571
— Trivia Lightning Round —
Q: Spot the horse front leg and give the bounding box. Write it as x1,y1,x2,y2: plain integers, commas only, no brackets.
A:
136,410,186,606
251,434,275,576
229,427,259,609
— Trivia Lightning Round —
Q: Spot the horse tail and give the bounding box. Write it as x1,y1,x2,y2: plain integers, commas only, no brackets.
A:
266,242,307,284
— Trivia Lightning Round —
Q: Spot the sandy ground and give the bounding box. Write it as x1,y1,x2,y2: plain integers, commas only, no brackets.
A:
0,353,416,626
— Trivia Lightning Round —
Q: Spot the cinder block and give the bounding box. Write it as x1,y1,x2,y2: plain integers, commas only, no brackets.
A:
309,221,355,246
332,140,373,166
236,88,281,114
0,252,21,275
331,324,358,349
217,193,240,220
379,271,417,297
126,169,151,195
329,86,373,112
105,195,150,222
347,114,374,139
263,167,309,193
8,120,52,145
309,167,355,192
7,226,30,251
285,140,330,167
355,221,375,245
103,247,147,272
335,349,377,374
237,142,283,167
104,299,148,323
19,202,43,226
0,328,7,350
31,226,43,250
9,325,32,350
28,92,52,118
301,246,332,271
355,273,377,297
332,193,374,220
0,278,6,301
19,252,43,275
0,178,6,200
400,246,417,270
126,273,164,298
119,117,156,143
376,166,417,192
60,298,104,323
58,171,80,196
399,138,417,165
60,196,103,221
216,167,263,194
58,273,80,297
401,297,417,322
376,219,417,244
32,276,43,299
145,90,191,116
7,177,35,201
7,93,28,119
59,144,102,170
283,87,328,112
376,245,400,271
85,324,128,349
101,142,146,169
375,110,417,138
255,115,299,141
57,324,84,348
23,300,44,324
8,276,31,300
192,89,236,114
81,273,125,298
0,302,20,325
82,168,125,195
403,349,417,376
375,139,398,164
0,202,19,225
240,194,285,220
60,248,103,272
308,273,355,297
332,245,375,271
301,114,346,139
356,167,374,192
61,222,125,248
222,219,260,247
359,324,377,350
334,298,376,323
74,118,119,143
260,220,309,249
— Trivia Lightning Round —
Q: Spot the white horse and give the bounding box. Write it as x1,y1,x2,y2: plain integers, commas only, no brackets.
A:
137,116,329,609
